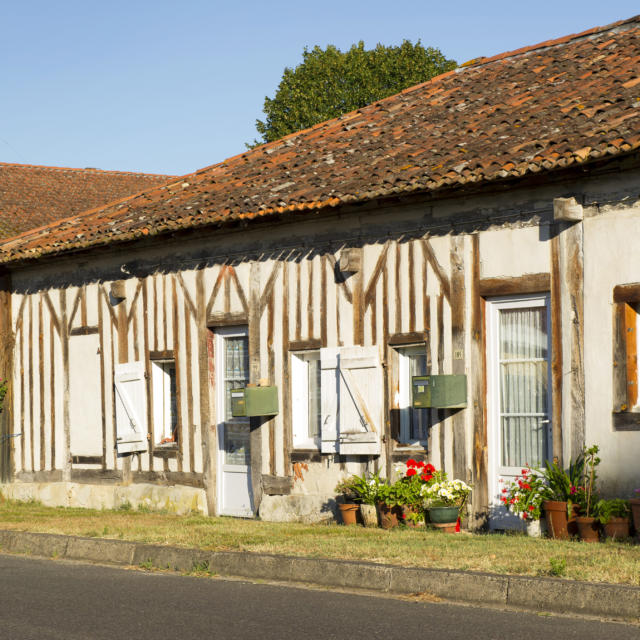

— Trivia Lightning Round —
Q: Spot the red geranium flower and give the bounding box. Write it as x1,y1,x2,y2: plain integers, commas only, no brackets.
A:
407,459,417,468
406,468,417,477
501,488,507,494
420,474,433,482
522,512,528,519
528,505,534,511
425,463,436,473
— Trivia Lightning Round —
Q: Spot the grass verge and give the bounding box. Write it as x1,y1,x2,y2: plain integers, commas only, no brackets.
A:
0,499,637,586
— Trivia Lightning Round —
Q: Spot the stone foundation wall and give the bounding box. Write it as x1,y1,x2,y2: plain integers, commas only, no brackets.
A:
0,482,207,516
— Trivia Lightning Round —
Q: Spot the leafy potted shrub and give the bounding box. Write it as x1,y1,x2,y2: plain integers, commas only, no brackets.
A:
596,498,631,540
351,472,384,527
541,453,584,539
421,476,471,533
334,477,360,525
574,445,601,542
501,466,547,537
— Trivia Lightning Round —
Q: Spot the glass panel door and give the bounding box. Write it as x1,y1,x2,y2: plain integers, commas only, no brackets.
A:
487,295,552,529
215,327,253,517
499,307,549,468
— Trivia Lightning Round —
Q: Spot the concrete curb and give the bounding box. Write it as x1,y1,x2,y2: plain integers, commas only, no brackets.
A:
1,530,638,622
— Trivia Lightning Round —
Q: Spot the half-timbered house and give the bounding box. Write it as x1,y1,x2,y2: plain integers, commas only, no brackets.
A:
0,17,639,526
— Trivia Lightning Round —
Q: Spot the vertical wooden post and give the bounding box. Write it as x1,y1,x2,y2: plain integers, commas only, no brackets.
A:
116,295,131,483
196,269,216,515
554,211,585,463
470,236,488,528
248,262,263,514
352,248,364,346
60,290,71,482
550,229,564,466
0,271,14,482
450,236,467,483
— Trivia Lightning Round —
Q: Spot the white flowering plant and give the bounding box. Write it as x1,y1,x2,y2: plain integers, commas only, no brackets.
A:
421,478,472,509
351,472,386,506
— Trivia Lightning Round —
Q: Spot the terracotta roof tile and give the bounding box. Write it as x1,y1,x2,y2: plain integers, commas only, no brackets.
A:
1,15,639,264
0,163,176,239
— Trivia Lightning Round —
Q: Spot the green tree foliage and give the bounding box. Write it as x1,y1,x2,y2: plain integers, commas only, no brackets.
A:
251,40,456,146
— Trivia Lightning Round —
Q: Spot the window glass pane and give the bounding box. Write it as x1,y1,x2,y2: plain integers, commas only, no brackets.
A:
500,308,547,360
166,363,178,438
409,352,429,441
307,357,321,439
224,336,249,421
224,423,250,465
499,306,549,467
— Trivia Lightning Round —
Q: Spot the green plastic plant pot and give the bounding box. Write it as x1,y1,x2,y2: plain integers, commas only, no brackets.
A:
427,506,459,524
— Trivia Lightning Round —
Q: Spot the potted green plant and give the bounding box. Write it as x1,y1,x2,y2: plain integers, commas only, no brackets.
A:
376,482,402,529
351,472,384,527
394,460,437,527
334,477,360,525
421,477,471,533
574,445,601,543
501,466,547,537
596,498,631,540
541,453,584,539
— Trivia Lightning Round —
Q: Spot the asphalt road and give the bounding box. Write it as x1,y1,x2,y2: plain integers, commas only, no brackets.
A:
0,554,637,640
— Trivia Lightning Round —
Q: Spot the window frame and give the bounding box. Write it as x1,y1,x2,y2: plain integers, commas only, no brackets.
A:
612,284,640,430
150,358,178,445
290,349,321,450
396,344,430,447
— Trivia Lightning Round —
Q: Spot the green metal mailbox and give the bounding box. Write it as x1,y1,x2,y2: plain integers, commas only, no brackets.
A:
231,386,279,417
412,375,467,409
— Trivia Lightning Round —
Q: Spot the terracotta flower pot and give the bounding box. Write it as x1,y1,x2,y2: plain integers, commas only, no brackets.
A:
630,498,640,535
401,505,425,528
543,500,570,539
576,516,600,543
567,503,580,537
338,503,359,526
377,502,401,529
603,517,630,540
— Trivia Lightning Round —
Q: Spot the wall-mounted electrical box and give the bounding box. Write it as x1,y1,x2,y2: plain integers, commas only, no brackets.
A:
231,386,279,417
412,375,467,409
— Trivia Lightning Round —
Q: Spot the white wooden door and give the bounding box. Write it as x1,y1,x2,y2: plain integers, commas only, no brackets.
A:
487,295,552,529
215,327,253,517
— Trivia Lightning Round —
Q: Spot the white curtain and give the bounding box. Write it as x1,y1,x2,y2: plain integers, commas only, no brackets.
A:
499,307,548,467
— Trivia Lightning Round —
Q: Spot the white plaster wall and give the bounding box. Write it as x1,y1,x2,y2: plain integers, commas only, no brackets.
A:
479,225,549,279
584,205,640,496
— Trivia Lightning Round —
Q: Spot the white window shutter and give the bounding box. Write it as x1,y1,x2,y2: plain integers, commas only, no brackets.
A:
114,361,148,454
320,347,339,453
337,346,382,455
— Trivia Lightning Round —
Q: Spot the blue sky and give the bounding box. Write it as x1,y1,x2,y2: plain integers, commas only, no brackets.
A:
2,1,638,176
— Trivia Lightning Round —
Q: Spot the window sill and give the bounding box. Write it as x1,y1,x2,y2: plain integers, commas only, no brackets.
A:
153,443,179,458
612,411,640,431
291,449,323,463
394,444,428,451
